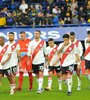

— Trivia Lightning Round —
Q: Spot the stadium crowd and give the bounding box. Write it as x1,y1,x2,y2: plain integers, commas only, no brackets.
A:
0,0,90,27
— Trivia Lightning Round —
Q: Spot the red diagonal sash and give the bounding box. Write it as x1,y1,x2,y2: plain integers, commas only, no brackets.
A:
74,40,79,47
48,46,58,62
32,40,44,61
0,45,9,62
60,44,74,66
84,46,90,57
11,42,18,51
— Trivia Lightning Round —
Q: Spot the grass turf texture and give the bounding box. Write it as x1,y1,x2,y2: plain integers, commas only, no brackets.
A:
0,75,90,100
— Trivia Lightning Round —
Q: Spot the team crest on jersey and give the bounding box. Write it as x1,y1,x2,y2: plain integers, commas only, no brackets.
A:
26,44,28,46
12,46,14,49
69,47,72,51
54,49,56,52
40,44,42,47
74,44,77,48
3,49,5,51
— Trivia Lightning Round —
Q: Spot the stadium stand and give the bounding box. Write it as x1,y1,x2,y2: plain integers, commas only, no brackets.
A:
0,0,90,27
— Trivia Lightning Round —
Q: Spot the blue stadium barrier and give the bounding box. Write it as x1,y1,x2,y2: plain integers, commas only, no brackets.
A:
0,25,90,42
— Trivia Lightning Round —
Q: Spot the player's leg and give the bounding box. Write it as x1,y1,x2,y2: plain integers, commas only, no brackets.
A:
0,70,4,86
36,63,44,93
28,71,33,91
26,62,33,91
26,58,33,91
5,68,16,95
74,64,81,90
55,66,62,90
45,66,53,91
66,65,74,96
85,60,90,80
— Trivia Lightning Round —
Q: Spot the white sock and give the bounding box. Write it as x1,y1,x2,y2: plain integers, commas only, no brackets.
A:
10,84,16,90
10,84,16,94
67,77,72,92
88,74,90,80
77,76,81,87
58,79,62,90
38,77,43,90
48,79,52,89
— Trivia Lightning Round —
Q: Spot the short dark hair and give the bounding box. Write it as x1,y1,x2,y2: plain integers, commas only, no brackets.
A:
70,32,75,36
35,30,41,34
87,31,90,35
48,38,54,42
20,31,26,34
63,34,69,39
9,32,14,35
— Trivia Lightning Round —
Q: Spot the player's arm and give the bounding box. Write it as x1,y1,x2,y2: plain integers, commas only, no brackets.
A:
78,41,83,57
1,45,12,65
27,42,32,65
44,55,49,68
75,48,81,69
57,43,65,54
1,53,12,65
52,53,61,66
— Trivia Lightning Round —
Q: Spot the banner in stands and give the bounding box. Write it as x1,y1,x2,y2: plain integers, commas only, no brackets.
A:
0,26,90,41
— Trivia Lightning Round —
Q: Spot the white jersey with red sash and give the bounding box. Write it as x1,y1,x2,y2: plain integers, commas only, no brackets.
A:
28,39,47,65
84,38,90,60
7,41,20,67
0,43,12,69
71,39,83,57
46,45,60,66
71,39,83,64
58,43,79,67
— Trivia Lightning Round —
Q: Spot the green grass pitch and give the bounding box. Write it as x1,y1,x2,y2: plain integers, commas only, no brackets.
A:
0,75,90,100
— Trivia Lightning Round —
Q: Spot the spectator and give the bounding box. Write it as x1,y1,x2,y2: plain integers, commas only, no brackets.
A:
59,18,65,25
86,5,90,20
11,11,19,25
79,17,87,24
78,6,86,20
64,12,71,24
19,12,33,26
70,0,78,15
60,6,66,20
38,5,44,13
0,8,6,26
71,14,79,24
6,13,15,26
52,5,61,15
35,12,45,26
19,0,28,13
52,14,59,26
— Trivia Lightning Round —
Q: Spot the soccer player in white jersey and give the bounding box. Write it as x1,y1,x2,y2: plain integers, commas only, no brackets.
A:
7,32,20,95
70,32,83,90
45,38,62,91
84,31,90,81
27,30,47,93
0,36,13,95
57,34,80,96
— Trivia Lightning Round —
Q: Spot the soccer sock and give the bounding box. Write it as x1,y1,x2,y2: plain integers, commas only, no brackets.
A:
58,79,62,90
48,77,52,89
18,72,23,89
28,72,33,89
67,75,72,92
77,76,81,87
88,74,90,80
10,84,16,94
38,76,43,90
